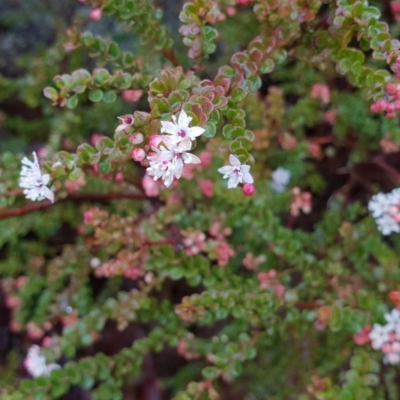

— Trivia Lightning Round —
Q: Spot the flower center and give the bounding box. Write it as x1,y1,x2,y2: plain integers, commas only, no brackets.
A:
388,204,400,222
124,117,133,124
178,129,186,138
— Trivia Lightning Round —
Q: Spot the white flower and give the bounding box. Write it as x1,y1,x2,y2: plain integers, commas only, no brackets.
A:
369,323,390,350
384,352,400,365
218,154,253,189
385,308,400,327
19,152,55,202
160,110,205,146
368,189,400,235
24,345,60,378
146,138,201,188
115,115,133,132
384,309,400,339
270,167,291,192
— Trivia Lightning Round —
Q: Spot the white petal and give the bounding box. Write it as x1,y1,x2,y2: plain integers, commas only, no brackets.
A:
227,174,239,189
41,187,55,203
229,154,241,167
178,137,193,151
178,110,191,127
182,153,201,164
218,166,233,175
21,157,35,167
41,174,50,185
115,124,128,132
161,121,179,134
174,164,184,179
187,126,205,138
243,171,254,184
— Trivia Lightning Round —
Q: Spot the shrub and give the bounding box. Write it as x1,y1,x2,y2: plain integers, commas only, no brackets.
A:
2,0,400,398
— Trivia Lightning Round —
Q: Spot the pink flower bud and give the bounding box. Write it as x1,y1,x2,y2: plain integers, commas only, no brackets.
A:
84,210,94,225
386,111,397,119
386,83,398,95
199,151,212,166
242,183,255,196
122,90,143,103
370,103,378,113
267,269,277,279
391,2,400,14
91,133,101,146
149,135,163,147
376,98,388,111
115,172,124,182
199,180,213,198
387,103,396,113
396,57,400,66
226,6,236,16
382,343,391,353
89,8,102,21
129,133,144,145
274,284,285,297
393,341,400,352
124,116,133,125
42,337,52,347
132,148,146,162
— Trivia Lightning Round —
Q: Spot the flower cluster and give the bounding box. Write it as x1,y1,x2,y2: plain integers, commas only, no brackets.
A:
147,111,205,187
368,188,400,235
19,152,54,202
369,309,400,365
116,109,255,192
24,345,60,378
257,269,284,297
290,187,312,216
117,110,205,188
370,80,400,119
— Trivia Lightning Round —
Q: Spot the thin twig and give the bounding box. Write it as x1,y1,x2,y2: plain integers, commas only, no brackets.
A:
0,192,146,220
161,48,181,68
373,155,400,183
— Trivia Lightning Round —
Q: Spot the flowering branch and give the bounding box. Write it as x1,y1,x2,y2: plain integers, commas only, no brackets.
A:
0,192,146,220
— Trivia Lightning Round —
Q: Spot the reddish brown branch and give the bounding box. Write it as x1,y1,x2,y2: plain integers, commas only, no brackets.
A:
143,239,172,247
373,155,400,184
161,48,181,68
0,192,146,220
294,301,320,310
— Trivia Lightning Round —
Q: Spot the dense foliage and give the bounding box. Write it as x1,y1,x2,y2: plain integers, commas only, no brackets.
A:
3,0,400,399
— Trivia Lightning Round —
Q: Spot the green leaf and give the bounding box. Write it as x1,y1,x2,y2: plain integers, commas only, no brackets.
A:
107,42,121,60
88,90,104,102
222,124,233,139
94,68,111,85
43,87,58,101
203,42,216,55
202,121,216,138
259,59,275,74
103,91,117,104
80,374,95,390
202,366,220,379
231,88,247,103
98,159,111,174
66,95,78,109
